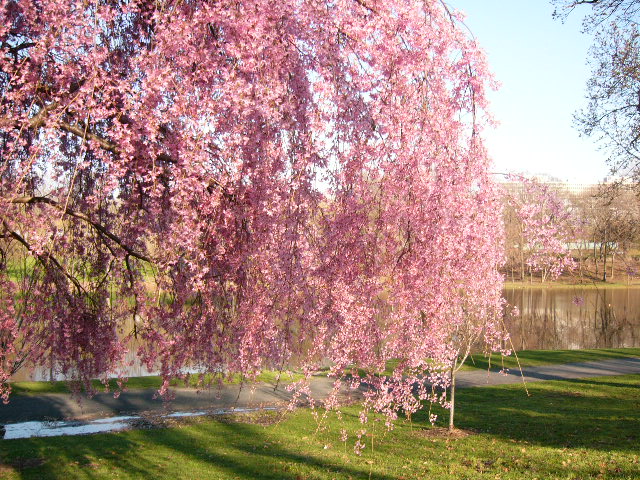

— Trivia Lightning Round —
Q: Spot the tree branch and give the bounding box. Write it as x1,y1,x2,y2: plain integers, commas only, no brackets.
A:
10,196,152,263
4,103,233,198
352,0,378,14
58,119,120,154
3,102,174,163
1,219,85,293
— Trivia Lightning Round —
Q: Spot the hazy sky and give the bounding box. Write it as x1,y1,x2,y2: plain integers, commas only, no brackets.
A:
450,0,611,184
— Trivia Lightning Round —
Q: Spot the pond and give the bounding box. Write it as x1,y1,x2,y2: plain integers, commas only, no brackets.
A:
503,286,640,351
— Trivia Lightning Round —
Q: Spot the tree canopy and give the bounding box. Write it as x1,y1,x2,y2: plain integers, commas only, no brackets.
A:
554,0,640,183
0,0,506,421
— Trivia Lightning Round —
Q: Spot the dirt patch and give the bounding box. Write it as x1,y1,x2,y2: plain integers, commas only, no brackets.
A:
221,409,290,427
563,391,585,397
127,416,171,430
413,427,476,440
125,408,289,431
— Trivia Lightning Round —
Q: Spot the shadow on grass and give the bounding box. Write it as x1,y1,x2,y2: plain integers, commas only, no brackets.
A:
3,375,640,479
2,414,396,480
433,375,640,452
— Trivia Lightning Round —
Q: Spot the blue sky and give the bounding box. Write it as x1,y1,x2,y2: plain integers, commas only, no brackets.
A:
450,0,611,184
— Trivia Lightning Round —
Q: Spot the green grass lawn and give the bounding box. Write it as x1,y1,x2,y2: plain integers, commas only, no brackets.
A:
1,374,639,479
465,347,640,372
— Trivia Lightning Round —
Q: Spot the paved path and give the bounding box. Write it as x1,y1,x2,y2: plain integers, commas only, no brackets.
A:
2,357,639,424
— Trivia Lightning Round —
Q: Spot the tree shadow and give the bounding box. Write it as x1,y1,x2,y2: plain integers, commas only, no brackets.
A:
430,375,640,453
2,412,397,480
1,381,300,424
0,395,78,424
3,376,640,479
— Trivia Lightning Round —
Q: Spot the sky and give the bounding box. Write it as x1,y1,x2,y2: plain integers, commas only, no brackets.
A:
450,0,611,184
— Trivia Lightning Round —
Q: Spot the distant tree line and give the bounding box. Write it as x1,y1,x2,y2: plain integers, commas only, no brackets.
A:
502,180,640,283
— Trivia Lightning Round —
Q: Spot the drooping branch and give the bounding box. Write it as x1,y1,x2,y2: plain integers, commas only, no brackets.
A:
5,105,233,195
1,219,85,293
352,0,379,14
10,196,152,263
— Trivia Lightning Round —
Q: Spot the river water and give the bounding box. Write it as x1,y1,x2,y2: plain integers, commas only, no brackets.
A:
503,286,640,351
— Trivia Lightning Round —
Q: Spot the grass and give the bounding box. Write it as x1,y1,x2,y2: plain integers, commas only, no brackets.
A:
9,370,303,397
1,374,639,479
465,347,640,372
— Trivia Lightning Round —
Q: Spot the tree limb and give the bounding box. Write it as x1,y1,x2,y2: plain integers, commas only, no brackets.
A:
352,0,378,14
10,196,152,263
1,219,85,293
4,103,233,198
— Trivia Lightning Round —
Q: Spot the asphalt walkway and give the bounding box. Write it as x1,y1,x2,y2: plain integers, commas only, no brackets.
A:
2,357,639,424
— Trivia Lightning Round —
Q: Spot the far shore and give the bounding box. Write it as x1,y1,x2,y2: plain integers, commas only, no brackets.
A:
503,278,640,289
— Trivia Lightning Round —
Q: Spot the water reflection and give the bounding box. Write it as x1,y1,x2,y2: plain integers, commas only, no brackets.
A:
13,337,157,382
503,287,640,350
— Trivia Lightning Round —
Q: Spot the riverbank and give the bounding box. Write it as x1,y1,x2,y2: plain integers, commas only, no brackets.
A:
503,279,640,289
2,372,639,479
8,348,640,398
464,347,640,371
502,256,640,287
2,350,639,425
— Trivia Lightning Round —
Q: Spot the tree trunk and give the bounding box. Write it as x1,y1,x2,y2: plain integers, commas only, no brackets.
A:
520,231,525,282
611,252,614,281
448,368,456,432
603,226,608,282
578,245,584,280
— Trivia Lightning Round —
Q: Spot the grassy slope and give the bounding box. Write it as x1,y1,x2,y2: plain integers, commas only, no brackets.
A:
1,374,639,479
465,347,640,372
